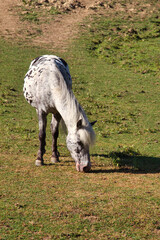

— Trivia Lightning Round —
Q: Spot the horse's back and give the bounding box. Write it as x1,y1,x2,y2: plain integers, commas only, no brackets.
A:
23,55,72,112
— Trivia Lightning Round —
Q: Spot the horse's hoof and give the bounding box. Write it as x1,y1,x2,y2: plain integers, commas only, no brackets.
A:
51,156,59,164
35,160,43,166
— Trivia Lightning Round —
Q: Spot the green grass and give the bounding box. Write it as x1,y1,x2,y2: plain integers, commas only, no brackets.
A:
84,5,160,75
1,2,160,238
18,1,61,24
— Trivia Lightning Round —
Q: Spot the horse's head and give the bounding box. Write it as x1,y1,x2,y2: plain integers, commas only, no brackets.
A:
66,119,96,172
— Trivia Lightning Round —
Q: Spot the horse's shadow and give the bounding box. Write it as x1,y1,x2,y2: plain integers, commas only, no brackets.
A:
43,153,160,174
90,154,160,174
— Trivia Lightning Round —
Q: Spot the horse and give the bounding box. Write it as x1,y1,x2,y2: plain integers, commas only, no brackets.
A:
23,55,96,172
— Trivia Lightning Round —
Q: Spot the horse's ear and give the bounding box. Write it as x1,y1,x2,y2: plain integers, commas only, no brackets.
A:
90,120,97,126
77,119,82,129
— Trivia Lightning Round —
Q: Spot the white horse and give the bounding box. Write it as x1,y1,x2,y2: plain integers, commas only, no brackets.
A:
23,55,96,172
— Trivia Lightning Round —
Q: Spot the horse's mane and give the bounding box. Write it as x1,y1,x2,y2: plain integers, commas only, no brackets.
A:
78,123,95,147
55,61,95,147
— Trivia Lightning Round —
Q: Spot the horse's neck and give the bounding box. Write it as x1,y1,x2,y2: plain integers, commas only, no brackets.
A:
63,105,84,133
56,92,86,133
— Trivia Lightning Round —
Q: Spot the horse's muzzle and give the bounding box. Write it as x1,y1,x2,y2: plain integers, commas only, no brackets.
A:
76,162,91,172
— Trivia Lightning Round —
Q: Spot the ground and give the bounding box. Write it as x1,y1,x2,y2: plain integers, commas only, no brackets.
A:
0,0,100,50
1,0,158,50
1,1,160,239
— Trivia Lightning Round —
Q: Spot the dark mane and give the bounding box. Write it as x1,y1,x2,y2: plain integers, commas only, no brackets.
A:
60,58,68,67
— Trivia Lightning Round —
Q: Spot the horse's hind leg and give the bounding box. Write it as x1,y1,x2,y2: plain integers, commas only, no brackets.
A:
50,113,61,163
35,111,47,166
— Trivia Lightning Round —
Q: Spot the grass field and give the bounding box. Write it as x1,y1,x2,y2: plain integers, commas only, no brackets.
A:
1,1,160,239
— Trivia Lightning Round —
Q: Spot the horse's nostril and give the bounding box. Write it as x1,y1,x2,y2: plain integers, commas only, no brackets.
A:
76,162,91,172
83,165,91,172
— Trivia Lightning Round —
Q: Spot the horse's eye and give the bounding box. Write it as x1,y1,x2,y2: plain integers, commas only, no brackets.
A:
75,141,83,154
78,141,83,148
76,147,80,154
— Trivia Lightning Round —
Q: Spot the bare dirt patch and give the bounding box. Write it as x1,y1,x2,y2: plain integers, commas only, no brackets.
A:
1,0,159,51
0,0,98,50
0,0,21,38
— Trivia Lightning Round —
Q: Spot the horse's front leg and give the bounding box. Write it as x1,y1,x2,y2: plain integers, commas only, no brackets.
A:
35,111,47,166
50,113,61,163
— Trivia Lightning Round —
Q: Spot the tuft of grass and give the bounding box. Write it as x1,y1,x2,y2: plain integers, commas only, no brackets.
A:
109,146,160,171
18,1,61,24
109,146,141,167
49,6,61,16
21,10,39,22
